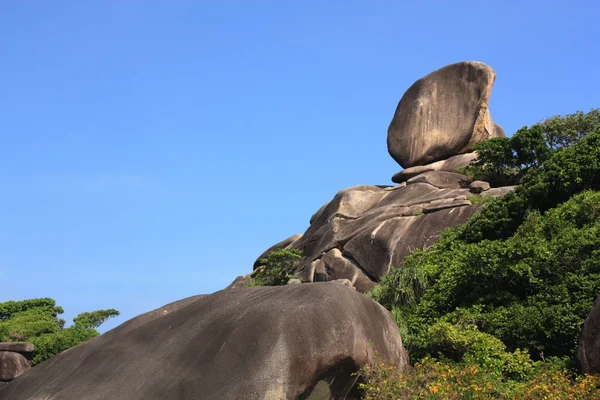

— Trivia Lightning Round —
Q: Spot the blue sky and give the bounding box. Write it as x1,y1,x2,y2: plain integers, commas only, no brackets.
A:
1,1,598,332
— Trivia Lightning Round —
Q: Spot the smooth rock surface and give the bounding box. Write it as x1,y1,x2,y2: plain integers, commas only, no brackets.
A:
319,248,375,292
470,180,491,193
387,61,505,168
578,296,600,373
423,199,472,214
392,152,478,183
0,284,409,400
483,186,517,198
332,279,354,288
0,343,34,354
407,171,470,189
255,177,517,290
226,273,252,289
259,183,484,287
342,205,479,279
0,351,30,382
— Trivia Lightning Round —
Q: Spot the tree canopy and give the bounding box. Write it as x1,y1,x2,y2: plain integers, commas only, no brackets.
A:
0,298,119,365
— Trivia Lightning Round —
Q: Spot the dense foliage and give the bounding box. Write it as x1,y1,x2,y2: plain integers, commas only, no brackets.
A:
461,109,600,187
0,298,119,365
359,357,600,399
246,248,302,286
365,116,600,397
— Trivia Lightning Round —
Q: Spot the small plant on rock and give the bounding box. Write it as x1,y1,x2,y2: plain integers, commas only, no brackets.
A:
246,248,303,286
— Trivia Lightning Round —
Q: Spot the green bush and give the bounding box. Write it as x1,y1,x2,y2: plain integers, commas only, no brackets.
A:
0,298,64,321
246,248,302,286
373,191,600,362
458,125,600,243
358,356,600,400
0,298,119,365
370,127,600,367
461,109,600,187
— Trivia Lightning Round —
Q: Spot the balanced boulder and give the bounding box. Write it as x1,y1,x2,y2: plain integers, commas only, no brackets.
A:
0,284,408,400
387,61,505,168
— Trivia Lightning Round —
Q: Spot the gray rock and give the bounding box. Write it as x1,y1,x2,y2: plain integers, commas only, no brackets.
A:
287,278,302,285
226,274,252,289
342,205,480,280
407,171,470,189
294,261,317,282
494,122,506,138
0,343,34,354
273,183,477,287
392,153,478,183
430,198,455,205
0,284,409,400
0,351,30,382
306,185,388,234
483,186,517,198
320,248,375,292
470,180,491,193
254,177,519,292
387,61,505,168
253,233,303,269
423,199,472,214
332,279,354,288
313,259,328,282
304,380,334,400
579,296,600,373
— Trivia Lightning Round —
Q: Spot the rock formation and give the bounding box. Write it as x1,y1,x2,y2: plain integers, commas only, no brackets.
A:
578,296,600,373
387,61,505,169
244,61,512,292
0,284,409,400
2,61,509,400
252,233,303,269
391,152,478,183
0,343,33,382
249,179,515,291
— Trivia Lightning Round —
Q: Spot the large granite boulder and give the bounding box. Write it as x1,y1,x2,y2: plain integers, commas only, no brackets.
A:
0,284,408,400
392,152,478,183
0,343,34,354
250,176,517,290
0,351,30,382
387,61,505,168
578,296,600,373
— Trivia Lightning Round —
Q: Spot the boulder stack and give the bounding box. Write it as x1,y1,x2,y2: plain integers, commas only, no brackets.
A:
244,181,515,291
241,61,511,292
578,296,600,373
0,343,33,382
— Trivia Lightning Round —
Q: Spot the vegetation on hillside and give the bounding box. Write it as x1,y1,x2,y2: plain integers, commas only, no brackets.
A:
365,111,600,398
0,298,119,365
460,109,600,186
359,356,600,399
246,248,302,286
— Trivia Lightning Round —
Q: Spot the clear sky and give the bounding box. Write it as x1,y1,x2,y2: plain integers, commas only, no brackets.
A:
1,1,598,332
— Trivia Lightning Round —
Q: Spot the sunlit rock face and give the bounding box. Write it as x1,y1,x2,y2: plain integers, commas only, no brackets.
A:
387,61,505,169
0,284,409,400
